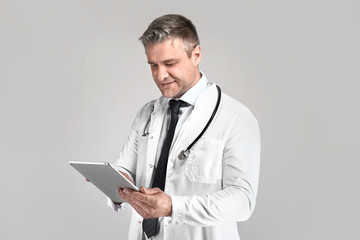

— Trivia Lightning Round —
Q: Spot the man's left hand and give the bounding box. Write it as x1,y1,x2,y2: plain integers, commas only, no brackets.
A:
117,186,172,219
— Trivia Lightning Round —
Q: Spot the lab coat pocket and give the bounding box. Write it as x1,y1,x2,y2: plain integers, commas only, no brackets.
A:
184,139,224,184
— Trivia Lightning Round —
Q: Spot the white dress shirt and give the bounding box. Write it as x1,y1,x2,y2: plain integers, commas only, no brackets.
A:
109,73,261,240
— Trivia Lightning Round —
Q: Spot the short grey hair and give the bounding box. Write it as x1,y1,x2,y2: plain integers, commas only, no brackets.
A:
139,14,200,57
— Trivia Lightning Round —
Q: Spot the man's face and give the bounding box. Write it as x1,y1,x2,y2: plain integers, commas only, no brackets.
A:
145,38,201,98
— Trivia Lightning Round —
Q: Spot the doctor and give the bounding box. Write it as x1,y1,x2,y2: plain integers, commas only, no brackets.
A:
112,14,260,240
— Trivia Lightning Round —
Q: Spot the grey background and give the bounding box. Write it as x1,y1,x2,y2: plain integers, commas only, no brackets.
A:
1,0,359,239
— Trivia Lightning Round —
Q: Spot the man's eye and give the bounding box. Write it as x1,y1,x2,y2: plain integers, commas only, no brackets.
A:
150,64,158,68
165,62,176,67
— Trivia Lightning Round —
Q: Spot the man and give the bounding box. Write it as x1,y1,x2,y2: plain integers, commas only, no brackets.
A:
110,14,260,240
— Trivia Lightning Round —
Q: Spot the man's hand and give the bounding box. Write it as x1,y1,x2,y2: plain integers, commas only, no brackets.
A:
117,186,172,219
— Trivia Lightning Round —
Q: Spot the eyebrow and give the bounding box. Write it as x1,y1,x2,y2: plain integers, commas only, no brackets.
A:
147,58,179,65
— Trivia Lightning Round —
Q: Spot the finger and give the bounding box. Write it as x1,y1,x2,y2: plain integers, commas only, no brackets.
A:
121,188,151,208
141,187,162,195
131,196,160,219
123,188,161,213
125,190,158,213
124,188,148,202
130,199,151,218
140,186,146,194
117,188,134,203
120,190,153,218
117,188,124,199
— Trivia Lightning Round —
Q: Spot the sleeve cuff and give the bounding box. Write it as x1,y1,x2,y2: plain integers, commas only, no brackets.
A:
107,197,126,213
169,195,185,224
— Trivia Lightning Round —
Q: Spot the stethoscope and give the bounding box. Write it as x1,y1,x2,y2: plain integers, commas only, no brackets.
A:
143,85,222,160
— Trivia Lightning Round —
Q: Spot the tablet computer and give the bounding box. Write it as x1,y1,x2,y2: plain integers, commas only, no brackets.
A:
69,161,138,203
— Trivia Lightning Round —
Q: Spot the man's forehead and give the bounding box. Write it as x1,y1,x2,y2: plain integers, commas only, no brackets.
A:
146,38,186,52
145,38,187,62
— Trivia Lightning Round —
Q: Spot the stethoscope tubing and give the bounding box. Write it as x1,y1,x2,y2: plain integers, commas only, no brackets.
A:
178,85,221,160
142,85,222,160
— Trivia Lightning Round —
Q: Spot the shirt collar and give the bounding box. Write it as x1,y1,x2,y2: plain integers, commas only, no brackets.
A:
178,72,208,106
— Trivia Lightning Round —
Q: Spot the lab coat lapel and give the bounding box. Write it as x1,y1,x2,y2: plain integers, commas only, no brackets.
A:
144,97,168,185
172,83,218,156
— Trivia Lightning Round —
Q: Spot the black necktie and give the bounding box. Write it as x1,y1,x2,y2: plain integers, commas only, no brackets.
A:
142,99,185,238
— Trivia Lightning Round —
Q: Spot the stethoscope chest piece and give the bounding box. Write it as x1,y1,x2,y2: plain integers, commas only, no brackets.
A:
178,149,190,160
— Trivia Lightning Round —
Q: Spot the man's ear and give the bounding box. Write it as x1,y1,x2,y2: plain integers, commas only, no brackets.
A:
192,45,201,67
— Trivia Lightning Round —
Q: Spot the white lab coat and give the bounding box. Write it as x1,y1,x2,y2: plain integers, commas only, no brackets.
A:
113,82,260,240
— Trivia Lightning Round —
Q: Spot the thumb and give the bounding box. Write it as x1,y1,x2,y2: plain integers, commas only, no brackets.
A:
140,186,162,195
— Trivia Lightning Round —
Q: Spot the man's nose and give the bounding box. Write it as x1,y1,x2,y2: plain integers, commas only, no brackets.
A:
157,66,169,81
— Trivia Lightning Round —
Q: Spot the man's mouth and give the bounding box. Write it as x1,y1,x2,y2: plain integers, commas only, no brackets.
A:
161,81,175,88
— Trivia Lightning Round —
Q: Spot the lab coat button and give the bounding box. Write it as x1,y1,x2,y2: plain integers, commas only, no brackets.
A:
150,136,153,139
149,164,153,168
